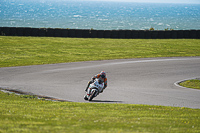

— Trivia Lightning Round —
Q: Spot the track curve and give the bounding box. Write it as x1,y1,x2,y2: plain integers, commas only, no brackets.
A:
0,57,200,108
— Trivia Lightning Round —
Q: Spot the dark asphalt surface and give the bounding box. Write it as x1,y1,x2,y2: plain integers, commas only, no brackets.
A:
0,57,200,108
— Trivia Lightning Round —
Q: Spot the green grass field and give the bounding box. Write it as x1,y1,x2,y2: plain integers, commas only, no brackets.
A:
0,36,200,67
0,91,199,133
179,79,200,90
0,36,200,132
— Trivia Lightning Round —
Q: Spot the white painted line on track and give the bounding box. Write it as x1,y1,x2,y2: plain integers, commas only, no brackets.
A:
42,57,200,73
174,77,200,89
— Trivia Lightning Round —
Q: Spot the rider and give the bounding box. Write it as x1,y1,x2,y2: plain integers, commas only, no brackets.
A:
85,71,107,93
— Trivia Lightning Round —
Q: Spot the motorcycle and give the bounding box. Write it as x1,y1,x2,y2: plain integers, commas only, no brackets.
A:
84,78,104,101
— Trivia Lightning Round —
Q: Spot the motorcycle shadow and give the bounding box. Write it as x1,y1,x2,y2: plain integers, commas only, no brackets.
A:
90,100,123,103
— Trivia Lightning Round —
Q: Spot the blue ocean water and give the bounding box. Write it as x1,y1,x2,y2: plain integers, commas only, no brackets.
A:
0,0,200,30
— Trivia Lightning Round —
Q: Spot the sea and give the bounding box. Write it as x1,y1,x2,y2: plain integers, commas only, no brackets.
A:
0,0,200,30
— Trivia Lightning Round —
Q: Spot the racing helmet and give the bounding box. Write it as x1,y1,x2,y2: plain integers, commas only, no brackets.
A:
100,71,106,78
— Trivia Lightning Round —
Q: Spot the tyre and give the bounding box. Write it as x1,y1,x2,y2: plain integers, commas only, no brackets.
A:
88,90,96,101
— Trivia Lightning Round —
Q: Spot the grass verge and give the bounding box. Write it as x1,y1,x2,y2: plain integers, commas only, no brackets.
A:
0,36,200,67
179,79,200,89
0,91,200,133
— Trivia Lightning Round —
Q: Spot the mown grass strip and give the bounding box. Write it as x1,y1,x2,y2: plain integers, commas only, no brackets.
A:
179,79,200,89
0,91,200,133
0,36,200,67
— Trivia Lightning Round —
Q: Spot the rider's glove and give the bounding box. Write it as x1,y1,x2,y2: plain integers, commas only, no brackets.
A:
91,77,95,81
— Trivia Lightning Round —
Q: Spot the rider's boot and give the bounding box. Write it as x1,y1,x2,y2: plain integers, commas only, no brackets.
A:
85,85,89,92
84,88,91,100
84,95,88,100
84,87,91,100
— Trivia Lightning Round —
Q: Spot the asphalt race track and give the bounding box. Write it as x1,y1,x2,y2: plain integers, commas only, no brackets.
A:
0,57,200,108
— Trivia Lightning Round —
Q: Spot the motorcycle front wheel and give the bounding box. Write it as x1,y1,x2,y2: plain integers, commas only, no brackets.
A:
88,90,96,101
